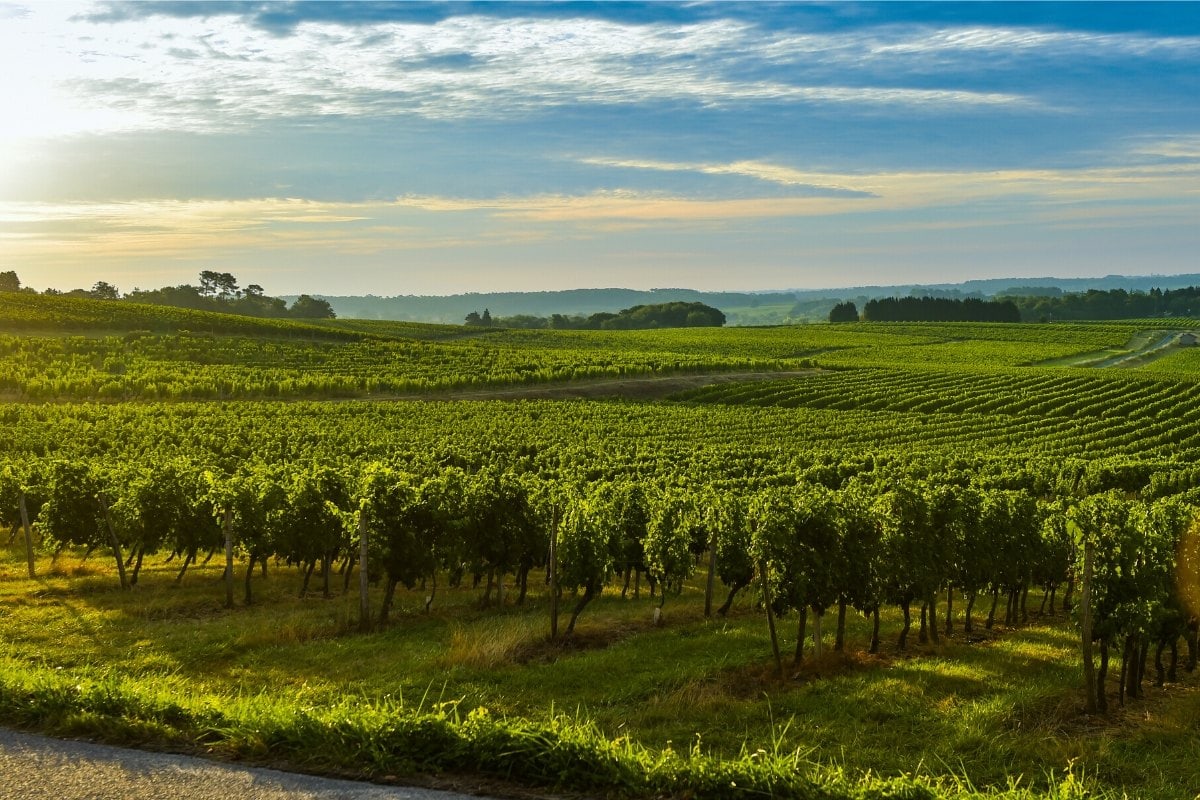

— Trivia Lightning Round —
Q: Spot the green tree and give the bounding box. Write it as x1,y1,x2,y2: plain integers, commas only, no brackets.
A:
155,463,223,584
225,463,289,604
1034,498,1073,617
922,482,967,641
875,483,940,650
460,467,538,605
106,461,188,585
956,487,996,633
989,490,1040,627
836,483,884,651
1072,492,1132,711
0,460,43,578
39,460,129,589
280,465,350,598
289,294,336,318
746,487,800,669
361,464,438,621
793,484,845,660
505,472,550,604
643,487,697,612
558,489,618,636
710,491,754,617
601,481,651,599
198,270,238,298
90,281,120,300
1114,499,1191,701
828,301,858,323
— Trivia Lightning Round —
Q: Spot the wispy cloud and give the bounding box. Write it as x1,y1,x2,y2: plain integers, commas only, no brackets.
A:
503,159,1200,220
5,9,1077,142
0,196,551,271
7,4,1197,139
1131,135,1200,161
7,152,1196,246
577,157,877,196
861,27,1200,59
0,198,379,263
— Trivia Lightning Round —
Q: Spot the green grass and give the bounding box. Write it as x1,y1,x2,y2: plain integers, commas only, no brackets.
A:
3,544,1197,798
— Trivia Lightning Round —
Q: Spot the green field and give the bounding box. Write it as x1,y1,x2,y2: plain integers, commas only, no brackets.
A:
2,293,1200,800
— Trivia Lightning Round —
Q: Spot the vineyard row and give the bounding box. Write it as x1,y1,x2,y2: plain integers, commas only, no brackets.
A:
4,457,1196,712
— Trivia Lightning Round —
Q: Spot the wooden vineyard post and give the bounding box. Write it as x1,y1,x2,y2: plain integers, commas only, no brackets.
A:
549,507,559,640
1081,539,1096,712
704,531,717,618
223,507,234,609
358,506,371,632
759,559,784,679
945,585,954,637
19,492,35,579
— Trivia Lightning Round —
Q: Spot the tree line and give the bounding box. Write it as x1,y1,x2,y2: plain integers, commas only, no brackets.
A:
465,301,726,330
826,285,1200,325
860,296,1021,323
1006,286,1200,322
0,270,335,319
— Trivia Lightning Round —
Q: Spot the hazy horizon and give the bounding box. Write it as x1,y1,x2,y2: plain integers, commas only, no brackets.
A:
3,2,1199,297
295,271,1200,300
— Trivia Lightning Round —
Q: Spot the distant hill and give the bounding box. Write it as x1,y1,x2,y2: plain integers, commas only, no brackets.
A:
806,274,1200,300
302,288,796,326
296,273,1200,326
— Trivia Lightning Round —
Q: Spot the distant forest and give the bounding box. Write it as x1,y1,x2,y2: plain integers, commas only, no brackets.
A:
318,288,795,324
1007,287,1200,321
467,301,726,330
313,275,1200,326
862,296,1021,323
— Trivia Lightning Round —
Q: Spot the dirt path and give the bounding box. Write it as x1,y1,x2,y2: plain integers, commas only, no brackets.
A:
1039,329,1199,369
1096,330,1196,368
395,370,818,402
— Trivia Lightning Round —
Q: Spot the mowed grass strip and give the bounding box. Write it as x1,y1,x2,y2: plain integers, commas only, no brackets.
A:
2,544,1197,799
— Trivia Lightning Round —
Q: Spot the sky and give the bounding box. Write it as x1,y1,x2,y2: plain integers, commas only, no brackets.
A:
2,1,1200,297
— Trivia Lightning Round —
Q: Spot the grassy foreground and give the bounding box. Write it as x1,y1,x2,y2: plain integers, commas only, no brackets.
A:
2,545,1197,799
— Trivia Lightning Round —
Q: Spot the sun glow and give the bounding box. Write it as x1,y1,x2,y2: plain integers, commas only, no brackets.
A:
3,6,80,140
0,3,158,145
1,3,160,199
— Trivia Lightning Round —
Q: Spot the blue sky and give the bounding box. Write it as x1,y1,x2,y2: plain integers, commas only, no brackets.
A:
2,1,1199,296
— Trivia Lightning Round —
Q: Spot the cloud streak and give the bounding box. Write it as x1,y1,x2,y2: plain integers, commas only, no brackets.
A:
7,155,1195,257
398,159,1200,221
16,8,1165,141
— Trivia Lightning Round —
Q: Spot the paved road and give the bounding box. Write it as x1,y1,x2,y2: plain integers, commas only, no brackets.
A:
0,728,494,800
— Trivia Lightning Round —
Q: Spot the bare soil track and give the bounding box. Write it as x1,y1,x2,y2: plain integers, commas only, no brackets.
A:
404,370,817,402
